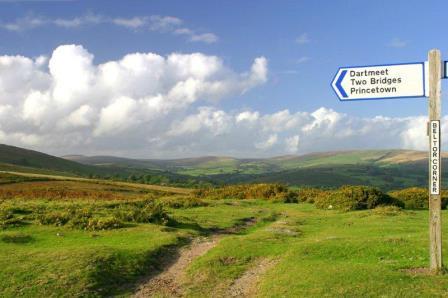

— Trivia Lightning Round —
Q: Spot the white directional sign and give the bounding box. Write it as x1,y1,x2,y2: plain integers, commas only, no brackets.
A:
430,120,441,195
331,63,425,100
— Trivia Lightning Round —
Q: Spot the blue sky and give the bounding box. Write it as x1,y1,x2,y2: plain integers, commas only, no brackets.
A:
0,0,446,157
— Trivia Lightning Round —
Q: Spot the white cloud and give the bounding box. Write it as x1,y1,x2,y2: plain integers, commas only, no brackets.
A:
296,56,310,64
0,44,437,158
0,44,268,156
0,13,218,43
285,135,300,153
236,111,259,123
0,14,104,31
153,107,432,158
94,97,139,136
296,33,310,44
256,134,278,150
53,13,104,28
174,27,218,44
189,33,218,44
388,38,408,48
112,17,148,28
148,16,182,31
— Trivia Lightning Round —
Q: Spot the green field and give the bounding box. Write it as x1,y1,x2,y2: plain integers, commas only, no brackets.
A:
1,172,448,297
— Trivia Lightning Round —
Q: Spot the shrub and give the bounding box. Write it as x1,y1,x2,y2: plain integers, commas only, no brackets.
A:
36,211,70,226
158,196,208,208
194,184,298,202
389,187,448,209
0,208,14,221
114,200,170,225
271,191,299,203
314,185,400,211
371,205,403,216
0,208,23,228
68,208,94,229
84,217,123,231
297,188,328,203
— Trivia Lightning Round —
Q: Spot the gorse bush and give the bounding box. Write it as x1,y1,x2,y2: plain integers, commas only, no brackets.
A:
114,200,171,225
371,205,403,216
158,195,208,209
36,208,124,231
83,217,124,231
314,185,401,211
194,184,298,202
0,207,24,228
37,211,70,226
297,188,328,203
19,197,174,229
270,191,299,203
388,187,448,209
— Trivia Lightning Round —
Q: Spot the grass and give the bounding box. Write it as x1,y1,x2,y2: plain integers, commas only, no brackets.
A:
0,177,274,297
0,224,181,297
2,174,448,297
184,203,448,297
0,171,192,194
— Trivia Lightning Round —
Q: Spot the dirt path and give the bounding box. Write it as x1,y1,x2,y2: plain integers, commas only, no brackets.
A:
134,235,221,297
227,258,278,297
133,218,259,298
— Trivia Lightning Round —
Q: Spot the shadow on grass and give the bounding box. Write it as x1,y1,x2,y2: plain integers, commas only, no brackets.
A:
1,233,34,244
92,237,191,297
167,220,211,235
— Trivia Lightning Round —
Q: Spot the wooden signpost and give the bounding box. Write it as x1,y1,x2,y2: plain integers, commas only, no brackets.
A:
332,49,444,273
428,49,442,273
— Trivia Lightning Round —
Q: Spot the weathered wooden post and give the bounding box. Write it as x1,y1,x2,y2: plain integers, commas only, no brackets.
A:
428,49,443,273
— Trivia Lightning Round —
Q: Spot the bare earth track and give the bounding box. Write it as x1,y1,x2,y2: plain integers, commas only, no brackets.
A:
227,258,278,297
134,218,266,298
134,235,221,297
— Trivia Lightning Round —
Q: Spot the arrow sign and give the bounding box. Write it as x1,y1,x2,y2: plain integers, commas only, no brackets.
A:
331,62,425,101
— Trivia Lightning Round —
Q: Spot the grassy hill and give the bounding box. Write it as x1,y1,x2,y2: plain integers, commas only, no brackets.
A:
0,144,104,176
0,144,210,187
64,149,441,175
1,144,442,190
63,149,443,190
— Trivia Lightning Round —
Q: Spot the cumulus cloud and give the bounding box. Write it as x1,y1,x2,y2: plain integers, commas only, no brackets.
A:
0,45,435,158
0,44,268,156
1,13,218,43
154,107,432,158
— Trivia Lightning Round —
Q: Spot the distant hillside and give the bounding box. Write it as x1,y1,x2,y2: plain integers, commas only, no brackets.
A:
63,149,443,175
63,155,164,170
61,149,447,190
0,144,103,176
2,144,443,190
0,144,211,187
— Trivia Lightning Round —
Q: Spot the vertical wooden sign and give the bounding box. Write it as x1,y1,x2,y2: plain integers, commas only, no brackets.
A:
428,49,442,273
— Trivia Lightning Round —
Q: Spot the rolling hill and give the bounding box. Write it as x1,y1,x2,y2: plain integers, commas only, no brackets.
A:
0,144,210,187
0,143,443,190
63,149,442,174
63,149,446,190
